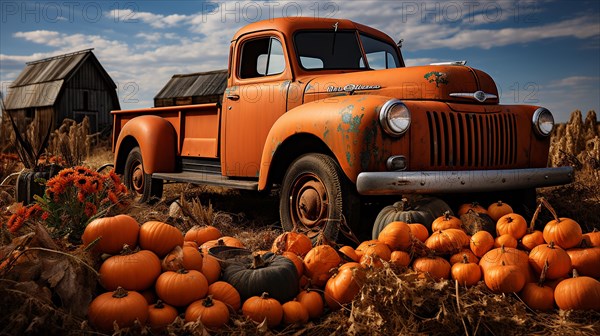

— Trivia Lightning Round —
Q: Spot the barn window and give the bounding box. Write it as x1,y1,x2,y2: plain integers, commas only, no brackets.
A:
25,108,34,119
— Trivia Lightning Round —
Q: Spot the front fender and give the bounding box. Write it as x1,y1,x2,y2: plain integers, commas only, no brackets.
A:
258,95,396,190
115,115,177,174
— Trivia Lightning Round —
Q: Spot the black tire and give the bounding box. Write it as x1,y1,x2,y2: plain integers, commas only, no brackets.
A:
279,154,359,244
123,147,163,203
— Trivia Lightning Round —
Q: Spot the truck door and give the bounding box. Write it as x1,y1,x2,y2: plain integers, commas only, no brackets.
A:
222,33,292,178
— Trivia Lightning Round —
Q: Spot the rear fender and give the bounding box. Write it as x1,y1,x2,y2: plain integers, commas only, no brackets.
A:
114,115,177,174
258,95,393,190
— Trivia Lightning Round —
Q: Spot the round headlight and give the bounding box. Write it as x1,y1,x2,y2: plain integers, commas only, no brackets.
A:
379,99,411,136
532,108,554,136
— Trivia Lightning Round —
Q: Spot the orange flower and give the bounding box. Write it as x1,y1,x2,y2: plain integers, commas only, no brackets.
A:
57,168,75,179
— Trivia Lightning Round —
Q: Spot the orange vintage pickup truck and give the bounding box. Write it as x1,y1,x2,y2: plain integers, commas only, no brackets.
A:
112,17,573,241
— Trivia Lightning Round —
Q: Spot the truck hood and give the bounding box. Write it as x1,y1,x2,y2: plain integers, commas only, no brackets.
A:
303,65,499,104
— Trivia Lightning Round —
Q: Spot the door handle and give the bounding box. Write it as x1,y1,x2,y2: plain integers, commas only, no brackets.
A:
226,94,240,101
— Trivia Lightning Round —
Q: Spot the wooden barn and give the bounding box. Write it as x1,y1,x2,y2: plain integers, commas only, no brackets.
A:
154,70,227,107
4,49,120,133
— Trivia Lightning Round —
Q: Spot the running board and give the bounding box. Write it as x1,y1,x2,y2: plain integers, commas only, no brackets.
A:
152,171,258,190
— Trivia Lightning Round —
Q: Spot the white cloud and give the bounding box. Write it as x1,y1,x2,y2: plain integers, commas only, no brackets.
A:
109,9,191,29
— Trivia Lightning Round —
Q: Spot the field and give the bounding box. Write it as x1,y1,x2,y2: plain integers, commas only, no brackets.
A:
0,110,599,335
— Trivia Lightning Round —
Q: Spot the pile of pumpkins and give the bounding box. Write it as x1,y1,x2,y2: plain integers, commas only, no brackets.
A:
83,197,600,333
82,216,359,333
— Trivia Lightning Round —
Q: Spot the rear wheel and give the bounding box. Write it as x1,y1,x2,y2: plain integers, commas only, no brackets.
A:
123,147,163,203
279,154,360,244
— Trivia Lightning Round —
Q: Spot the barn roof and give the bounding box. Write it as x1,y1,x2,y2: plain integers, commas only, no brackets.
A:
4,49,116,110
154,70,228,107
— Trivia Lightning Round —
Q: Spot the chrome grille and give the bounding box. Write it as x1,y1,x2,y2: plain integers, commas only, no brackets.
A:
426,111,517,167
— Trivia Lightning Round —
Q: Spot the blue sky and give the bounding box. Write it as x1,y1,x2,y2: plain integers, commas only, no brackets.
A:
1,0,598,122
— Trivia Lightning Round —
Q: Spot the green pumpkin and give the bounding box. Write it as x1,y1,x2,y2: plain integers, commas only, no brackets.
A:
372,197,453,239
222,252,298,303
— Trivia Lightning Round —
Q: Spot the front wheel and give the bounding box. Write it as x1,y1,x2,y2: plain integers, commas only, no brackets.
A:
123,147,163,203
279,154,359,244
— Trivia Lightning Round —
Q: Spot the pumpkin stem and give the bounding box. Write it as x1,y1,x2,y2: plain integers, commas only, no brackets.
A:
203,295,214,307
548,241,556,249
443,211,452,221
217,238,226,246
251,253,266,269
496,200,503,206
538,260,549,287
461,254,469,264
572,269,579,278
539,197,561,223
528,202,543,233
120,244,134,255
260,292,270,299
154,300,165,309
112,287,129,299
176,268,189,274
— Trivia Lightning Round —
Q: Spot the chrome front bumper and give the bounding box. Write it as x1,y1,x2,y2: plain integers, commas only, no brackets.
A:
356,167,574,195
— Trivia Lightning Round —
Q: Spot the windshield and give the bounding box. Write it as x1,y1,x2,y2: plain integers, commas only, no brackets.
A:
359,34,401,69
295,30,401,70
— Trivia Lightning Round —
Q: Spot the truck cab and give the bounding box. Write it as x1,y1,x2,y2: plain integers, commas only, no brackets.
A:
112,17,572,242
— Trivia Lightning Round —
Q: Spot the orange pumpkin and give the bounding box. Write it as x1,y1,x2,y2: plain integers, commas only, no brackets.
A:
487,201,513,222
139,221,184,257
554,270,600,311
357,241,391,268
271,232,312,257
282,251,305,278
566,244,600,278
282,300,309,325
521,230,545,251
99,248,161,291
520,283,554,311
528,241,572,280
539,198,582,249
296,288,324,319
208,281,241,311
88,287,148,333
458,202,487,216
424,229,469,254
451,254,481,287
202,254,222,285
484,261,526,293
494,234,518,249
184,225,222,245
496,213,527,239
432,211,462,231
155,269,208,307
470,230,494,257
161,246,203,272
408,223,430,243
413,255,451,281
303,245,342,287
185,296,230,329
324,267,365,310
338,245,360,262
200,236,244,253
582,230,600,247
82,214,139,255
389,250,411,268
377,221,412,251
147,300,178,332
242,292,283,328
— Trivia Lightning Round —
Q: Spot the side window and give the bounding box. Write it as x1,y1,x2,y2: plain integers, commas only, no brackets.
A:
239,37,286,79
